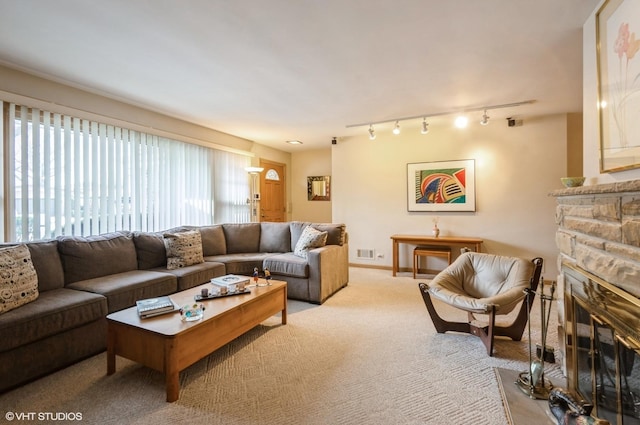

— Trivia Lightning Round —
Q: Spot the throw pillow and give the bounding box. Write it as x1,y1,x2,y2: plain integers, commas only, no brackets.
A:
163,230,204,270
0,244,39,314
293,226,328,259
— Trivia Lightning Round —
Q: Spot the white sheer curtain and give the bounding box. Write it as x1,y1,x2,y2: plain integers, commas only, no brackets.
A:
7,103,251,242
213,150,251,224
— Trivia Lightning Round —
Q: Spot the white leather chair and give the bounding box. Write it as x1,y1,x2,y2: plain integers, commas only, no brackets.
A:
418,252,543,356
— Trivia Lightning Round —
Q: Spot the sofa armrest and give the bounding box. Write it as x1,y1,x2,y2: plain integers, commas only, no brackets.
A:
306,242,349,303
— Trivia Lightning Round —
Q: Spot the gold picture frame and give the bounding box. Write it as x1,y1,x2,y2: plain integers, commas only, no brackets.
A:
597,0,640,172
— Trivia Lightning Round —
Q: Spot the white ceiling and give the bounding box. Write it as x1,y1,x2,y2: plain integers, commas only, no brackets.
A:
0,0,599,151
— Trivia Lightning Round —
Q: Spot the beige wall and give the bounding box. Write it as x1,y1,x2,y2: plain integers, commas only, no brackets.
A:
291,149,332,222
332,114,570,279
567,113,584,177
0,66,255,154
583,1,640,183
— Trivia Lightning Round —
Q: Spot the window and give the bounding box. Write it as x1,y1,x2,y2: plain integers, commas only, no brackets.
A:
265,168,280,181
6,103,250,241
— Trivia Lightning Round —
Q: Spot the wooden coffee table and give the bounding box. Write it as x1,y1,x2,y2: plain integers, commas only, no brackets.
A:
106,280,287,402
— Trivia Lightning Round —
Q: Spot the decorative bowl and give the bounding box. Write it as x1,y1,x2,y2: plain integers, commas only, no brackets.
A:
560,177,585,188
180,303,205,322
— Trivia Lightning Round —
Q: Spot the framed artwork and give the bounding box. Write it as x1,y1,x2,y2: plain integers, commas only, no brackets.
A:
407,159,475,212
597,0,640,172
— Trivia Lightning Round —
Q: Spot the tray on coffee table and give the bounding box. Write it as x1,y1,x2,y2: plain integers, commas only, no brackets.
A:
194,288,251,301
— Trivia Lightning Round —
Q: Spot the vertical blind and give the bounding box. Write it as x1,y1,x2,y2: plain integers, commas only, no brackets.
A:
7,103,251,242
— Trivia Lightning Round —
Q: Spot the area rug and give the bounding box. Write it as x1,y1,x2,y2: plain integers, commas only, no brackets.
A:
0,267,563,424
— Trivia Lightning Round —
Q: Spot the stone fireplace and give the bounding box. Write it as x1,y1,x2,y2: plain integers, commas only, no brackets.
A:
552,179,640,424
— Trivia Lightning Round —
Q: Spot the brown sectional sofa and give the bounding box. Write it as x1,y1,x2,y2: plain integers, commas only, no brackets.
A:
0,221,348,393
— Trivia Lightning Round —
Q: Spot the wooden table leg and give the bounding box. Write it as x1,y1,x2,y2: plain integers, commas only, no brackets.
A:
107,325,116,375
166,372,179,402
165,339,179,402
392,240,399,276
281,286,287,325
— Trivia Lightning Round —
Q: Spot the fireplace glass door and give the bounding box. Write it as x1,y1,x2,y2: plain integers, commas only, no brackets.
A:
593,320,619,424
618,339,640,424
575,300,593,407
573,299,640,424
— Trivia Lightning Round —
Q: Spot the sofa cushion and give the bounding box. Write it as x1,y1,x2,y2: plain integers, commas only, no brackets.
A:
0,244,39,314
199,225,227,256
259,222,291,253
58,231,138,284
263,253,309,278
152,261,226,291
26,240,65,292
0,287,107,352
133,231,167,269
290,222,346,247
311,223,346,246
66,270,177,313
223,223,261,253
163,230,204,270
293,226,328,259
290,221,311,249
205,253,273,275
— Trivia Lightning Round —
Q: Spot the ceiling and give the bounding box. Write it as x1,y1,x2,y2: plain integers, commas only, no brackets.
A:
0,0,599,152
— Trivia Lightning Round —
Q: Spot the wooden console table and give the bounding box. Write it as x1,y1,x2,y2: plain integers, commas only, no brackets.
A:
390,234,483,276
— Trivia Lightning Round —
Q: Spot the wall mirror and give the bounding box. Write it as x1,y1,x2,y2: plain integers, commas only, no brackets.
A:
307,176,331,201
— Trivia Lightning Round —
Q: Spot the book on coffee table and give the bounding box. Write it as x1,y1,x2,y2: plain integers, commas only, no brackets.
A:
136,296,177,318
211,274,251,287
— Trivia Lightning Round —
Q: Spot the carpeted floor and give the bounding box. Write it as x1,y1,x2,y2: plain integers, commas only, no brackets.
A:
0,267,563,424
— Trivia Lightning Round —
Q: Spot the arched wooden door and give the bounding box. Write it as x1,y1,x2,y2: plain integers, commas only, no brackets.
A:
259,161,286,222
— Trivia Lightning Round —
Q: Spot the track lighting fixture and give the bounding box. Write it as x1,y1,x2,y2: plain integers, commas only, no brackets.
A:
480,110,490,125
421,118,429,134
392,121,401,135
345,99,534,137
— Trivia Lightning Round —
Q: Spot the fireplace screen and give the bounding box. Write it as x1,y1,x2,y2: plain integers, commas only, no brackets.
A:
565,264,640,425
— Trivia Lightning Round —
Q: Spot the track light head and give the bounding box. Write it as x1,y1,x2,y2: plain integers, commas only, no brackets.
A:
368,124,376,140
421,118,429,134
392,121,401,135
480,110,490,126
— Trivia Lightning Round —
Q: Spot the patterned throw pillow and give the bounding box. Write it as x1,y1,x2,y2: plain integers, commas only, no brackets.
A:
0,244,39,314
293,226,328,259
163,230,204,270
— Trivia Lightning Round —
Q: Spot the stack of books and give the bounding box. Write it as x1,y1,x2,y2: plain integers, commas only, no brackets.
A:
136,296,177,318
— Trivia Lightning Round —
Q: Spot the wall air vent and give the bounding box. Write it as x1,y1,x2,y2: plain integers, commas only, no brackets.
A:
356,249,375,260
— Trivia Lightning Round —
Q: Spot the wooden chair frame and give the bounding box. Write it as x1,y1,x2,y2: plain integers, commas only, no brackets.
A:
418,257,543,356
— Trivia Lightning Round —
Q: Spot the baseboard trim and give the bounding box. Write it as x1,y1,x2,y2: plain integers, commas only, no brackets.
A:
347,264,437,274
348,263,390,271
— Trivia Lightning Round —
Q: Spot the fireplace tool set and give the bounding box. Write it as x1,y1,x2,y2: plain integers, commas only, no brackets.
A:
517,278,556,399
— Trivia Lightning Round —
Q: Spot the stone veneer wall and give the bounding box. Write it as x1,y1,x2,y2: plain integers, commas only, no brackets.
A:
551,178,640,374
552,179,640,298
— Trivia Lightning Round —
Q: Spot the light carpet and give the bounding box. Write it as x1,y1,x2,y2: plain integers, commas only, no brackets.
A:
0,267,563,425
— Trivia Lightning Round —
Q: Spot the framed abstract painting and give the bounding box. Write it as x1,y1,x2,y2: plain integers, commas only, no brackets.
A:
407,159,475,212
596,0,640,172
